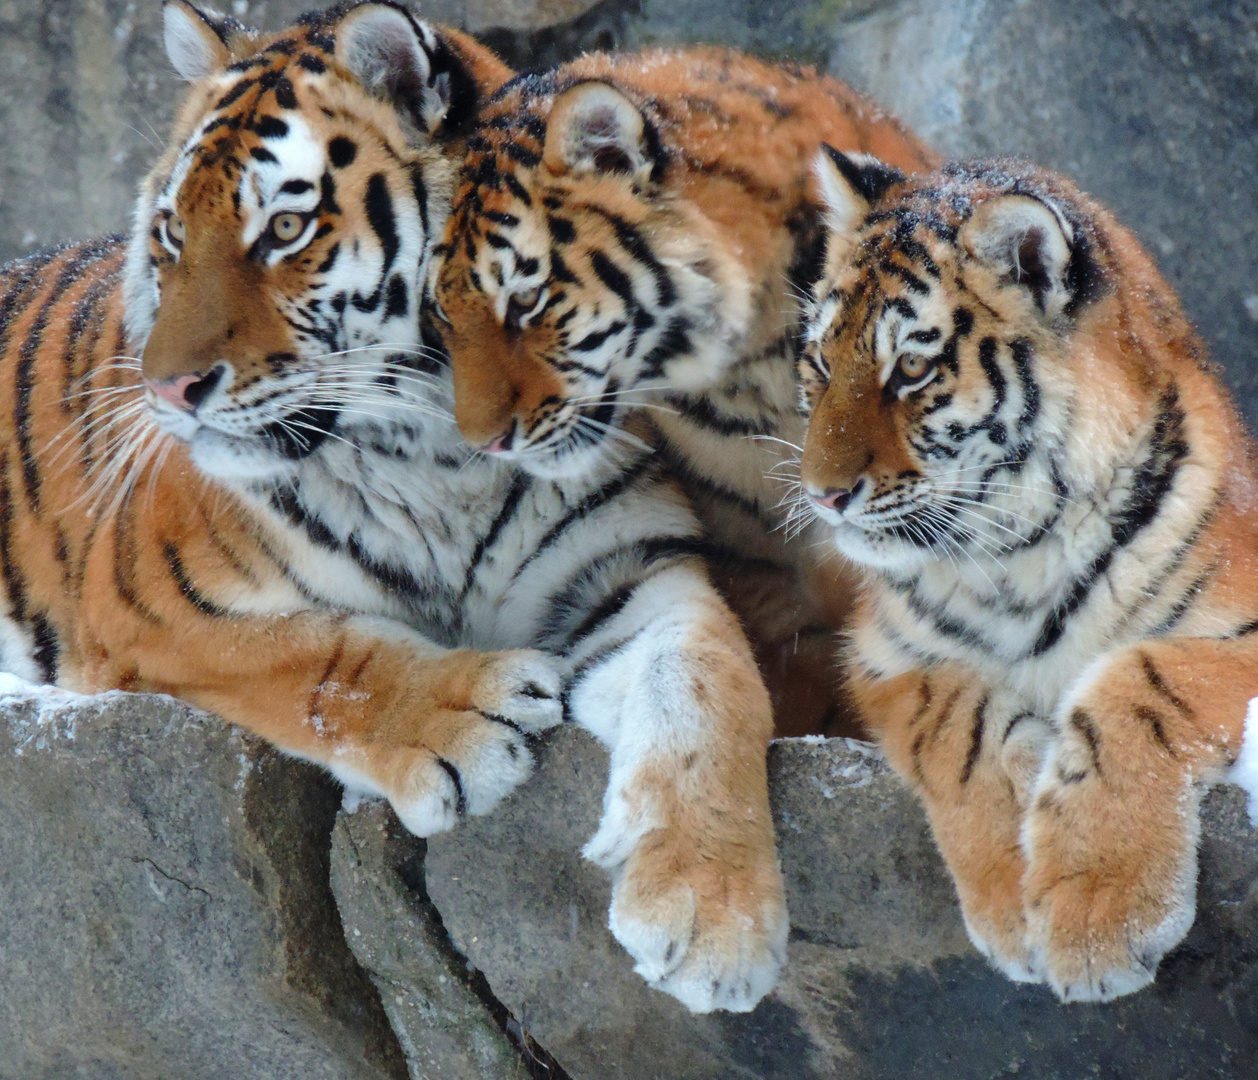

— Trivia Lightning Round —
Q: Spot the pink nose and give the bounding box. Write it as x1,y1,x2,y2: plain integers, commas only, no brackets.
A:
809,487,853,512
482,427,514,454
146,375,201,409
145,369,223,412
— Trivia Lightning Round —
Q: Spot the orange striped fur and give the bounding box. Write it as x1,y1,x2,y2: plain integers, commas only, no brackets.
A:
799,153,1258,1000
431,48,937,736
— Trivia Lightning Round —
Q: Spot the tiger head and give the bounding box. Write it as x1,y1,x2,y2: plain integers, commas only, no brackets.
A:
798,150,1125,573
431,76,748,478
126,0,502,482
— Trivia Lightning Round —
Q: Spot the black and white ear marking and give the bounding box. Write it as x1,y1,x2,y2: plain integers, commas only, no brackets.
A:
813,145,905,235
962,194,1074,319
543,82,653,181
162,0,239,81
335,2,451,135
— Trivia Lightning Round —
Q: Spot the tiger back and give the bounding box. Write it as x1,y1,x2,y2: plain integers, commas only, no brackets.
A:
798,150,1258,1001
431,48,938,734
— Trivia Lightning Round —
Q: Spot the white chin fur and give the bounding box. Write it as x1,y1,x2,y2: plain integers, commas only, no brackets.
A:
188,432,298,482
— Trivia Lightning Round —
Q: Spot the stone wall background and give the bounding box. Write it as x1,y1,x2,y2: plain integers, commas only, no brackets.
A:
1,0,1256,420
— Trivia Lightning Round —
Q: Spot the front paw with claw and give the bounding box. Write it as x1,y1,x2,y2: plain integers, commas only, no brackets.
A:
1021,745,1200,1001
585,789,788,1013
382,649,565,837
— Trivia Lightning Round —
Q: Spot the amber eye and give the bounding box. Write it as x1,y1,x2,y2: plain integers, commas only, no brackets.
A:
270,213,306,243
166,214,186,247
505,286,543,328
897,353,931,381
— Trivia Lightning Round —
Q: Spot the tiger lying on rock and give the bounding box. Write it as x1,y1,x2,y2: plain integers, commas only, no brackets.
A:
430,45,936,737
798,148,1258,1001
0,0,794,1013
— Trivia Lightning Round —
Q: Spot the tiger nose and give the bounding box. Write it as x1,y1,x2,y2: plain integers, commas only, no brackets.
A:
146,366,224,413
481,424,515,454
808,485,854,512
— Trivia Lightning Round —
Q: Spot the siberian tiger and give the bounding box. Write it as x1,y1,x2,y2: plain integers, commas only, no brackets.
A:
429,51,938,736
797,149,1258,1001
0,0,787,1012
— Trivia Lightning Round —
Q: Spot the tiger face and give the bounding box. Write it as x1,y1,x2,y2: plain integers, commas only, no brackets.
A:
125,1,465,483
432,79,746,479
799,151,1105,573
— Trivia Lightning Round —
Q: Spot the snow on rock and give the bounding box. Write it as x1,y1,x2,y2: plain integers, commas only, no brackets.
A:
1227,697,1258,827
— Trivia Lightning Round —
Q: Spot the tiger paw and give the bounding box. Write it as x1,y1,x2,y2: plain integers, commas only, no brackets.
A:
960,903,1038,985
383,649,564,837
585,807,788,1013
1021,742,1200,1001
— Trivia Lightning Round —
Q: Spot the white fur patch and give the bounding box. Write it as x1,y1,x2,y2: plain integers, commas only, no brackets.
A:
1227,696,1258,827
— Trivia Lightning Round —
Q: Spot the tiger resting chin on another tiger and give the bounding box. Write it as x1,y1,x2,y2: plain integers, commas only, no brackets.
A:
0,0,790,1013
797,148,1258,1001
429,49,937,736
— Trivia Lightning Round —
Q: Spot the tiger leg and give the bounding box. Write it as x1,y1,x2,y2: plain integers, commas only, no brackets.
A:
568,562,787,1013
74,522,562,836
1023,636,1256,1001
853,665,1053,980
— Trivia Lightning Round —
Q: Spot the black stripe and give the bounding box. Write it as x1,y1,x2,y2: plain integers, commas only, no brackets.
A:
510,459,652,584
1031,385,1188,656
0,453,29,622
671,394,774,437
1134,704,1175,756
16,247,109,513
29,612,58,683
589,251,636,311
164,542,235,618
364,173,399,273
460,472,530,599
959,694,988,784
1069,708,1103,776
434,757,467,816
565,582,637,649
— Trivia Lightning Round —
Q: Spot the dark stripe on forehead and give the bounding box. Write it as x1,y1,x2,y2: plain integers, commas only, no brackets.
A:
216,79,255,110
252,116,288,139
364,173,400,273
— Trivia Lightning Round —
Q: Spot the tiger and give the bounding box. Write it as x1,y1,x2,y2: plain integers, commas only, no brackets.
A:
428,50,938,737
0,0,788,1013
795,148,1258,1001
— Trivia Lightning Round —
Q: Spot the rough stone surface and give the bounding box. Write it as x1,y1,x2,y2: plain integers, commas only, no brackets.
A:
329,801,525,1080
424,726,1258,1080
0,682,406,1080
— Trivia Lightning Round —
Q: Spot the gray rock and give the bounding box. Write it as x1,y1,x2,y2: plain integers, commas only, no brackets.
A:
0,681,406,1080
422,726,1258,1080
329,801,525,1080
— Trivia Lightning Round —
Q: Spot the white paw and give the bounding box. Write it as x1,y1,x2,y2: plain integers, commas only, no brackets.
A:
476,650,565,734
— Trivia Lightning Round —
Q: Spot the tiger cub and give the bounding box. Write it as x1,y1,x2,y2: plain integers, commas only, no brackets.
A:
430,50,937,735
0,0,787,1013
797,149,1258,1000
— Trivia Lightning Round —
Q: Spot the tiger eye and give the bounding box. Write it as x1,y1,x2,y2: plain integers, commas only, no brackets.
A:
513,286,542,311
271,213,305,243
166,215,185,245
897,353,930,380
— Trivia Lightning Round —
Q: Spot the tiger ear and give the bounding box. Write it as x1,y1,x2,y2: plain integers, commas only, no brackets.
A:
334,2,455,136
543,82,655,181
813,145,904,235
162,0,242,81
961,194,1075,320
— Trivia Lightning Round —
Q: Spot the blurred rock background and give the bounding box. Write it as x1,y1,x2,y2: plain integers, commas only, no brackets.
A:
1,0,1256,417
